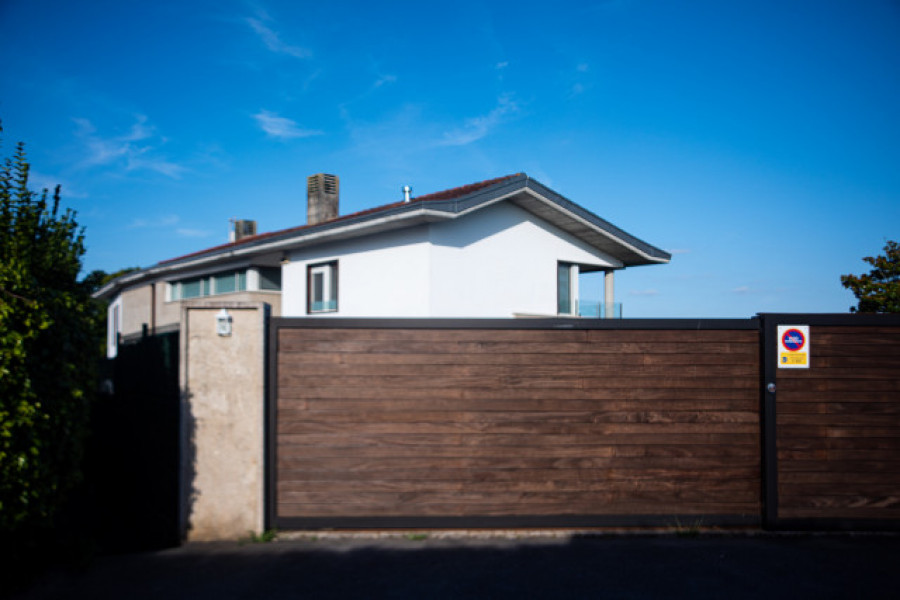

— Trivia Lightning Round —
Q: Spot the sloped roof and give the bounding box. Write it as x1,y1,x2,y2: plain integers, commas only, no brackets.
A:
159,174,521,266
94,173,670,299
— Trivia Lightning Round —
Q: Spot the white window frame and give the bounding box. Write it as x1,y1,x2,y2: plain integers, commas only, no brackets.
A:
307,261,338,314
107,298,122,358
557,262,579,316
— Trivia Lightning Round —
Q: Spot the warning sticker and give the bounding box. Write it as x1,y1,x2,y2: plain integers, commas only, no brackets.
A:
777,325,810,369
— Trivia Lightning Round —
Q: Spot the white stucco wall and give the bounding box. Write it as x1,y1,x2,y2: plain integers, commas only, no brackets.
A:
280,201,622,318
428,202,620,317
281,225,432,317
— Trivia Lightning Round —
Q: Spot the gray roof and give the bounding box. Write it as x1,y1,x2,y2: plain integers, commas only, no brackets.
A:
94,173,670,300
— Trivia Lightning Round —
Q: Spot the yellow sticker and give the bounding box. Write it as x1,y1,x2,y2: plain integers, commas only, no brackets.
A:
780,352,807,366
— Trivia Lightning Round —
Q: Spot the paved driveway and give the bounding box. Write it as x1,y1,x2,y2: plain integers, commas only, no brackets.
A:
15,533,899,599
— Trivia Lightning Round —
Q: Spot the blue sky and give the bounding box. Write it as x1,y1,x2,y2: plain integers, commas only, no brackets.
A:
1,0,898,317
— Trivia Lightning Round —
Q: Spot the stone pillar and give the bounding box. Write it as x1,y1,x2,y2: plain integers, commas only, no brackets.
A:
179,301,268,541
604,270,615,319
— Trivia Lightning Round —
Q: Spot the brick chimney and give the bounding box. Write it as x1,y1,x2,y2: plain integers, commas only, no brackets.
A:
307,173,339,225
230,219,257,242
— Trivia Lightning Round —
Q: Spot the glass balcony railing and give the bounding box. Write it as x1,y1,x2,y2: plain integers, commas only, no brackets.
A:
310,299,337,312
579,302,623,319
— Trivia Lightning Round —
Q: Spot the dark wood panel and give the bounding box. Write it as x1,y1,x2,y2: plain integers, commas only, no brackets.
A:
277,467,760,485
775,367,900,380
278,397,760,413
586,329,759,343
278,409,760,425
776,507,900,520
777,379,900,392
777,425,900,439
280,328,591,343
779,482,900,496
279,328,758,344
809,355,900,369
772,391,900,403
280,442,761,460
278,385,760,402
778,402,900,415
802,345,900,358
279,350,759,367
278,374,759,391
775,436,900,450
277,455,760,472
277,361,759,379
278,432,760,447
277,500,758,518
275,325,762,525
778,471,898,485
279,339,760,356
277,421,760,436
276,480,759,498
778,413,900,427
777,460,900,473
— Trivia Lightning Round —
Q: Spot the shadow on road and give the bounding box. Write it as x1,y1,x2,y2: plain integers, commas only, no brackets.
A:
15,534,899,600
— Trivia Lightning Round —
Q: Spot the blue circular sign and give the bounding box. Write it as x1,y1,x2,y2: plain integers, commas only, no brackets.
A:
782,328,805,352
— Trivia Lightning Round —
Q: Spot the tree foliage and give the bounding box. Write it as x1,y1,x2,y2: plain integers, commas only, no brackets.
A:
841,240,900,313
0,123,102,533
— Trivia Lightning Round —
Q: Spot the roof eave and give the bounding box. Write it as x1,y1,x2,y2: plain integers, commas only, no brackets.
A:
92,205,457,300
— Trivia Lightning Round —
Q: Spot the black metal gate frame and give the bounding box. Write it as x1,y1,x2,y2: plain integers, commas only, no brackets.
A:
266,314,900,531
758,313,900,532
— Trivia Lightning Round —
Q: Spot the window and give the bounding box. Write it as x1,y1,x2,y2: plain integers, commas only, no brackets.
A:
179,277,204,299
213,272,237,294
108,302,121,358
170,269,247,300
308,261,338,313
557,262,578,315
258,267,282,291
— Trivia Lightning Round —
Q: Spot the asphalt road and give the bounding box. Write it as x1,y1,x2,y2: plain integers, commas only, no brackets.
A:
14,533,900,599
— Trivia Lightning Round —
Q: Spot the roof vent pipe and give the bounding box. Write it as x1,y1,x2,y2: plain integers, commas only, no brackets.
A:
402,185,412,203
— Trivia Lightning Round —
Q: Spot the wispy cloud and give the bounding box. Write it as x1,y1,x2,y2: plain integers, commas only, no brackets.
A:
496,61,509,70
29,170,89,198
245,16,310,59
731,286,753,294
129,215,180,229
176,228,213,238
568,63,591,98
668,249,691,255
253,110,323,139
72,116,187,179
373,74,397,88
438,95,520,147
630,289,661,297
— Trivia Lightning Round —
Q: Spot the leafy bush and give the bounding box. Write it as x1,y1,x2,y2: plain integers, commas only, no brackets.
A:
0,124,102,535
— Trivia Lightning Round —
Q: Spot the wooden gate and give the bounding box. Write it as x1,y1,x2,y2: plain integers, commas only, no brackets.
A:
760,314,900,530
267,319,761,529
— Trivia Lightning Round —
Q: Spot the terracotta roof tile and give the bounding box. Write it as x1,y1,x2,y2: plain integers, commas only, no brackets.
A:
159,174,521,265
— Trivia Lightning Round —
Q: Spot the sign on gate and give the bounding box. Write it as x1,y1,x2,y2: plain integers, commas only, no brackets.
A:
777,325,810,369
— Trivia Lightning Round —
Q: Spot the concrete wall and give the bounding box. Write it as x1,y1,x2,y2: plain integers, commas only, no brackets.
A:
118,284,154,337
179,302,267,541
114,282,280,340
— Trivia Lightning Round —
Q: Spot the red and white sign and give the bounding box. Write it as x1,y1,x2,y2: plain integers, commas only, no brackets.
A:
777,325,810,369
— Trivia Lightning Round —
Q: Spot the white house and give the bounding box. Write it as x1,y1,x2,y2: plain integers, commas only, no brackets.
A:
95,173,670,357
